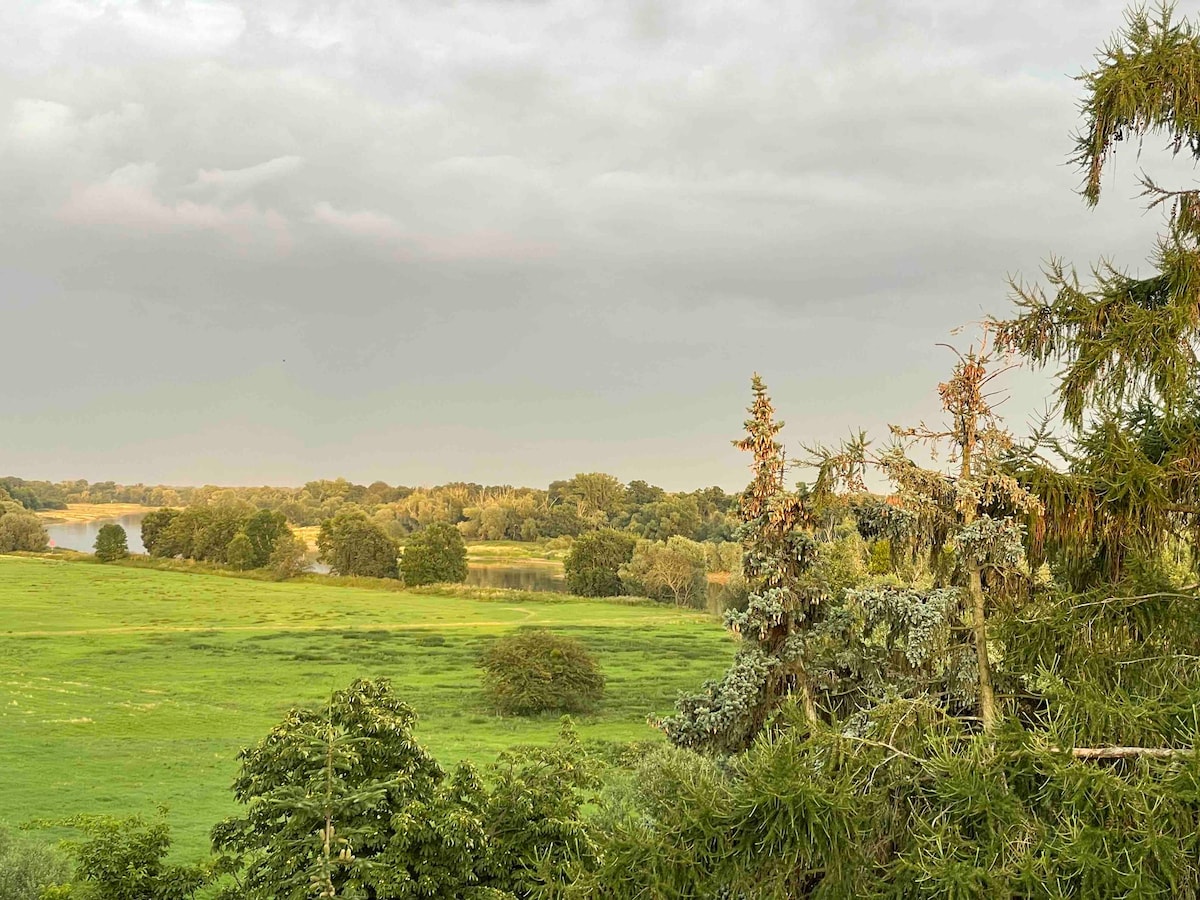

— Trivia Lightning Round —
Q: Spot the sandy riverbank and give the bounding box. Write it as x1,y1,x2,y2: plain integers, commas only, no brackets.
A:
34,503,158,524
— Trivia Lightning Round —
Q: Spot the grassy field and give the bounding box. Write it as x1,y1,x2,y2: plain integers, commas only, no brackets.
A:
0,555,732,860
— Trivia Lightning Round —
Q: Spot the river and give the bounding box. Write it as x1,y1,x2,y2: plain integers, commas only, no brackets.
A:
45,512,149,555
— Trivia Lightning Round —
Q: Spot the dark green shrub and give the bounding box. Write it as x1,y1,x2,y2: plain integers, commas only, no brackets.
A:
481,629,605,715
401,523,468,586
563,529,637,596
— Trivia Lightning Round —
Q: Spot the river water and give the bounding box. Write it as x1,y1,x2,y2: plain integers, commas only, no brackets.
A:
464,564,565,592
45,512,148,555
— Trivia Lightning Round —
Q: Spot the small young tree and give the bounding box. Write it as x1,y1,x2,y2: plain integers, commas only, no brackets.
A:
481,629,605,715
660,375,826,752
869,332,1042,732
400,522,468,586
93,523,128,562
212,679,444,898
563,529,637,596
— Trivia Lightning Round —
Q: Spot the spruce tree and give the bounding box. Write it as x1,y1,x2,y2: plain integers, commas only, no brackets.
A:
661,375,822,751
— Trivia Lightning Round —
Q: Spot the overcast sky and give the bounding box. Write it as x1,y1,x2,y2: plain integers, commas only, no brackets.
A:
0,0,1189,491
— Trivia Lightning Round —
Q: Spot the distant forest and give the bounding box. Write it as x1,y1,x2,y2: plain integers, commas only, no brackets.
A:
0,474,739,543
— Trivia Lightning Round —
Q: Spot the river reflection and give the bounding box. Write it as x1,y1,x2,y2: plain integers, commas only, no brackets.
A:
465,564,565,592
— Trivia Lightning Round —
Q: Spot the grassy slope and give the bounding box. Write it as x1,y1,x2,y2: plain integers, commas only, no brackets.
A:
0,556,732,859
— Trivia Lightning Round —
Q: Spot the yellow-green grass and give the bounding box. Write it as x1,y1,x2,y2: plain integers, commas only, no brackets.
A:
33,503,158,525
0,556,732,860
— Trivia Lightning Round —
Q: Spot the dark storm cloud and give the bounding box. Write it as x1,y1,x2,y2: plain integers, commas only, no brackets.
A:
0,0,1181,488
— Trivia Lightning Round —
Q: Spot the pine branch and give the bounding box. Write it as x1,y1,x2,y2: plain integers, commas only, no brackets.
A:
1070,746,1194,760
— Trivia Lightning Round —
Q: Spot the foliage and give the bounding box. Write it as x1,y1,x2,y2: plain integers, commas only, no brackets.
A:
267,531,308,580
563,530,637,597
13,473,739,545
703,541,742,575
661,375,829,752
316,509,399,579
993,4,1200,586
140,506,294,571
0,477,67,510
223,532,256,571
619,537,709,607
0,509,48,553
577,708,1200,899
213,679,600,899
41,812,212,899
241,510,290,569
480,629,606,715
0,825,71,900
637,12,1200,896
138,508,178,557
92,524,129,562
400,522,468,586
212,678,445,898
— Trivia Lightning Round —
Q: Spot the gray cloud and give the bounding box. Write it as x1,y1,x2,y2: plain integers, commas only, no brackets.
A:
0,0,1184,489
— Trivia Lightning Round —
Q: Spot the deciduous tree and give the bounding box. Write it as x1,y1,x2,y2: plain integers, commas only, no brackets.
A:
93,524,128,562
563,529,637,597
316,509,400,579
400,522,468,586
0,510,48,553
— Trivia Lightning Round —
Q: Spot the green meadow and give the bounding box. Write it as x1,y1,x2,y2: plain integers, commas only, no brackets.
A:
0,555,733,859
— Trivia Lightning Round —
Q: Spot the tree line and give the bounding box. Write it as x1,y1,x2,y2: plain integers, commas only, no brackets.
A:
0,473,739,543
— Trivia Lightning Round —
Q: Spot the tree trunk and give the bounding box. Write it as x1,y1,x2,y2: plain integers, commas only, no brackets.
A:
797,666,818,725
959,412,997,732
968,564,997,731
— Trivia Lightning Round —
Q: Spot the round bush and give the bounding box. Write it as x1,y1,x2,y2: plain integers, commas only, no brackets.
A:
481,629,605,715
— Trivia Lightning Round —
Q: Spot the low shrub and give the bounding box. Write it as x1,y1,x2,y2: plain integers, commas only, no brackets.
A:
480,629,605,715
0,826,72,900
